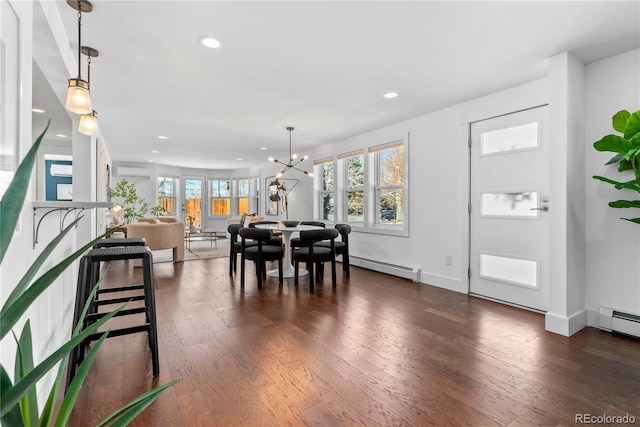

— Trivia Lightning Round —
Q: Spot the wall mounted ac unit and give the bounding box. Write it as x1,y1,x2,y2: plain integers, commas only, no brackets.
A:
598,306,640,339
116,166,152,179
50,164,73,177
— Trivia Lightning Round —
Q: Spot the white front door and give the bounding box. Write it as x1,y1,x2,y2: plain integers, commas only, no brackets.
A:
182,176,205,228
469,106,549,312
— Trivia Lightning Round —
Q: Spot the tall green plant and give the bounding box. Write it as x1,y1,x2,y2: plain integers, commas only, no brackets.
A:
108,179,149,223
593,109,640,224
0,123,179,425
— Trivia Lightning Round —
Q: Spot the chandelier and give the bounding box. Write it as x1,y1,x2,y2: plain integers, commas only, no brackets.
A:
268,127,313,178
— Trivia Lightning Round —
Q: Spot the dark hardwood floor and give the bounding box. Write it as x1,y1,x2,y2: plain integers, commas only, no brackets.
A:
67,257,639,426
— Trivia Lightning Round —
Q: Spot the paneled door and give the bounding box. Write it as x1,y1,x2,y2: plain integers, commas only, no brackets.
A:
182,176,205,229
469,106,549,312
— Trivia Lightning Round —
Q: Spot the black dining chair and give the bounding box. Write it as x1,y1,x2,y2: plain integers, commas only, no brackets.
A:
292,228,339,291
290,221,325,249
248,221,283,247
238,227,284,289
228,224,258,275
315,223,351,277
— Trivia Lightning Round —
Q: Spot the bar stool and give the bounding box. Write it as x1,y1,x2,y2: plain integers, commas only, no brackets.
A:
93,237,147,249
66,245,159,390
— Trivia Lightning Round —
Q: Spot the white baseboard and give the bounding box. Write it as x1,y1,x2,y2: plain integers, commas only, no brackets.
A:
419,272,467,294
545,309,588,336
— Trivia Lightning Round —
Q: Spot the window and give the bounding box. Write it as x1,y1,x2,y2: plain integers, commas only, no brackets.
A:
372,142,404,225
343,152,364,223
157,176,176,216
237,178,250,215
210,179,231,216
315,159,335,221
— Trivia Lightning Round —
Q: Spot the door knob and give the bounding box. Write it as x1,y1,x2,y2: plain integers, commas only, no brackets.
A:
530,205,549,212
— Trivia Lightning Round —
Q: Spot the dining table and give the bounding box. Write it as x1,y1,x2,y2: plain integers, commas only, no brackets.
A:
255,222,323,278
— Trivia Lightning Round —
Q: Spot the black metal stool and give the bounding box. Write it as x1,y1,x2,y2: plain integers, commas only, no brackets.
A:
66,245,159,390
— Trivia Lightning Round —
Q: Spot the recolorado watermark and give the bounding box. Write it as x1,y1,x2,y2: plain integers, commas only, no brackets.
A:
575,413,636,424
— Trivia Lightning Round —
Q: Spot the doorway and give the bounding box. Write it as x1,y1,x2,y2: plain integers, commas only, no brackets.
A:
469,106,549,312
182,176,205,229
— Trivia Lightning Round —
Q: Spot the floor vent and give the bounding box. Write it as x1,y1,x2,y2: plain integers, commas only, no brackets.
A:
598,306,640,339
349,256,421,282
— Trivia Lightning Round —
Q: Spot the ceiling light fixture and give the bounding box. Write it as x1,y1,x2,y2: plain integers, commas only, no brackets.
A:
65,0,94,115
32,108,46,114
268,127,313,178
200,37,222,49
78,46,99,135
383,92,399,98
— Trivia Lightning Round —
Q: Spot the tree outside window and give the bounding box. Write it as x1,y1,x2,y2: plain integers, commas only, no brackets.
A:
376,143,404,224
345,154,364,223
317,160,335,221
210,179,231,215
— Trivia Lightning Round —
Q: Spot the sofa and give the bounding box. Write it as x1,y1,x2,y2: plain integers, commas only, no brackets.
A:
127,218,184,265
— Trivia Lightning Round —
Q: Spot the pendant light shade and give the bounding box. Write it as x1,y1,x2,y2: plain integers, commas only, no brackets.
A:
66,78,92,115
65,0,93,115
79,110,98,135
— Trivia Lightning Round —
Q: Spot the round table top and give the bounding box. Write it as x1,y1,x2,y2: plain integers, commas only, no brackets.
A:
255,223,322,232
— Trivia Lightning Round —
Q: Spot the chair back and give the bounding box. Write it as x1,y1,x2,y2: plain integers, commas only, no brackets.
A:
300,228,339,244
239,227,272,244
228,223,242,242
335,223,351,241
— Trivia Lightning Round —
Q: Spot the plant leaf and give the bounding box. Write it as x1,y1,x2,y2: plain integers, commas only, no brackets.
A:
618,158,634,172
612,110,631,133
593,175,640,193
0,121,49,264
594,134,633,155
623,110,640,140
605,153,624,165
608,200,640,209
97,379,182,427
621,217,640,224
0,230,108,340
14,321,39,426
0,366,22,426
54,332,109,427
0,302,125,417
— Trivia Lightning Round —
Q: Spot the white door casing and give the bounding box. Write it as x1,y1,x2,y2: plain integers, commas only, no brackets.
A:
469,106,550,312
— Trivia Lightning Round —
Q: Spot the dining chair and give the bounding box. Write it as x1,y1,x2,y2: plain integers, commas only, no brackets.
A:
315,223,351,277
228,224,258,275
290,221,326,249
238,227,284,289
292,228,339,291
248,221,283,246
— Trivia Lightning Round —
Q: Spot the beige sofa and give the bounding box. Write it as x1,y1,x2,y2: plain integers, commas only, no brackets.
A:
127,218,184,265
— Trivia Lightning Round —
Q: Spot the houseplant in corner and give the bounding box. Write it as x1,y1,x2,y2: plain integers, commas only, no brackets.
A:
108,179,149,224
593,109,640,223
0,123,179,425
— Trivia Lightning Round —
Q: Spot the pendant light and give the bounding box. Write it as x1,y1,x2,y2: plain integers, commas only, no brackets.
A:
65,0,93,115
268,127,314,178
78,46,99,135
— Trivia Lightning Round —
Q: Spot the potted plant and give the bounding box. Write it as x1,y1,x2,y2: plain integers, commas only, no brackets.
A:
108,179,149,224
593,109,640,223
0,123,179,425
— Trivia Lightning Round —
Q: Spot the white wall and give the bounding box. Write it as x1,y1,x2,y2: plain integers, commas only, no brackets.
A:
585,49,640,322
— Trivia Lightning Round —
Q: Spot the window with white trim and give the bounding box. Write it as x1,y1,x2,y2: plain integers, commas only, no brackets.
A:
209,179,231,216
315,158,335,221
157,176,176,216
371,141,404,225
342,152,364,224
237,178,250,215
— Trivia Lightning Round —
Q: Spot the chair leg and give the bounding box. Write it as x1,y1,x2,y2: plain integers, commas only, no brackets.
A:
308,261,314,292
331,257,337,288
256,255,263,289
240,254,246,285
343,251,350,277
278,258,283,284
294,260,299,286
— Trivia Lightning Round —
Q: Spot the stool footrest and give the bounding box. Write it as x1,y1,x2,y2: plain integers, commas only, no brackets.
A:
86,324,150,342
94,295,145,306
97,284,145,294
86,306,148,322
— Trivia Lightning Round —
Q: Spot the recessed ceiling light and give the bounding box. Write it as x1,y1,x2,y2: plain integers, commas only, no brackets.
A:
152,150,160,154
236,158,243,161
56,134,66,138
32,108,45,113
383,92,398,99
147,159,154,163
157,135,168,140
200,37,222,49
260,147,267,150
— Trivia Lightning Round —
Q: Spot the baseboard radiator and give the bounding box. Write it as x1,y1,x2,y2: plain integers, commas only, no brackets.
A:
598,306,640,339
349,255,421,282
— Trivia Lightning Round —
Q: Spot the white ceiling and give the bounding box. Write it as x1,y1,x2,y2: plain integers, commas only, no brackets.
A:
32,1,640,170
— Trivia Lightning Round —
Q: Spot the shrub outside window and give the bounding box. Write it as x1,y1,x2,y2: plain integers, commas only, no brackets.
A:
316,159,335,221
344,153,364,223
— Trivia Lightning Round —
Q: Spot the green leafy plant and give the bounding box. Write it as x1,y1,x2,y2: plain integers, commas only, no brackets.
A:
108,179,149,223
0,122,179,425
149,206,168,217
593,109,640,224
